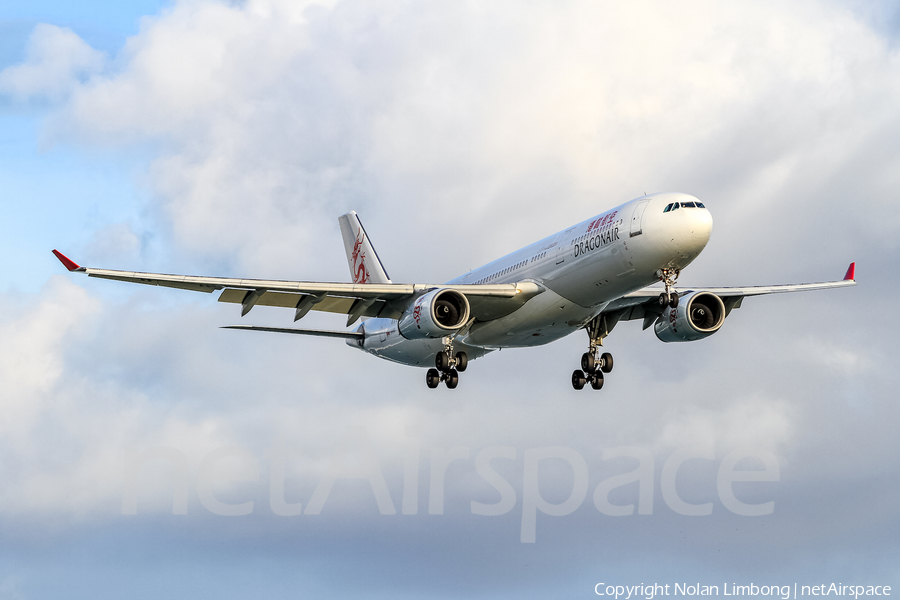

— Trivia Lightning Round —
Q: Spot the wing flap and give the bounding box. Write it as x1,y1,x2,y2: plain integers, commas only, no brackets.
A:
216,287,529,321
217,289,392,318
218,288,300,308
219,288,384,317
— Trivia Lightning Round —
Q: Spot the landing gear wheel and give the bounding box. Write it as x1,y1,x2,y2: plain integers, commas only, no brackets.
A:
579,314,615,390
435,351,450,371
581,352,596,373
600,352,614,373
572,370,587,390
446,369,459,389
657,268,680,308
426,368,441,389
455,351,468,372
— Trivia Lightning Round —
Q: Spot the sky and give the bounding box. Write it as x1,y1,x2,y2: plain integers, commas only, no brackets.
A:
1,0,899,598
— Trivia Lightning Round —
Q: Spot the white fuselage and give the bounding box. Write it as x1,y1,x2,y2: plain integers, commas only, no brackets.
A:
349,192,713,367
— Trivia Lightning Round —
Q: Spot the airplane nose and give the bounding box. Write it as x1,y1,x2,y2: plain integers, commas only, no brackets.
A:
690,207,713,243
638,196,712,269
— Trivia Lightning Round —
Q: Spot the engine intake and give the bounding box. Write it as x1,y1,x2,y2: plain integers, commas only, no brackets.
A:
399,288,470,339
654,291,726,342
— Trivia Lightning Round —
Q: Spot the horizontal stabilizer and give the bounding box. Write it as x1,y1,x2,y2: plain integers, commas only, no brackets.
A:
222,325,363,339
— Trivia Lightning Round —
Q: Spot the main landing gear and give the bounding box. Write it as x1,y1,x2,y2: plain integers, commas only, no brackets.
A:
571,314,614,391
426,342,468,390
657,267,680,309
571,351,613,390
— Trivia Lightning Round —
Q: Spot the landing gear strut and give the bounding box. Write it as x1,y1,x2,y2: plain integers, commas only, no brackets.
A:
572,314,614,391
426,337,468,389
656,267,680,308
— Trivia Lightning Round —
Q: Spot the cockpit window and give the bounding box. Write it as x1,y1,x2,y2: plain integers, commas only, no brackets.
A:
665,200,705,211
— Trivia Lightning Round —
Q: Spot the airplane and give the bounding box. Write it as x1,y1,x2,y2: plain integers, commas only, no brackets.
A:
52,192,856,390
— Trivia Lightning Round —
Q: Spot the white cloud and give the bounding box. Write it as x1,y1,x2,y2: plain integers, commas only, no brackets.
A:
83,222,142,263
0,277,98,439
0,24,106,102
655,398,794,455
27,0,897,287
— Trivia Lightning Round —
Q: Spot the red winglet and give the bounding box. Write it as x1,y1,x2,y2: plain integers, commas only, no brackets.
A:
52,249,82,272
843,262,856,281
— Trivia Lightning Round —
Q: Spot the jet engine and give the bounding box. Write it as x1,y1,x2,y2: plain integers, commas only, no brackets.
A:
398,288,470,339
654,291,726,342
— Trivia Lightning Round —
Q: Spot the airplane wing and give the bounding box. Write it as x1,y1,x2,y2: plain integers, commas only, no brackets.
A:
51,250,543,326
598,262,856,332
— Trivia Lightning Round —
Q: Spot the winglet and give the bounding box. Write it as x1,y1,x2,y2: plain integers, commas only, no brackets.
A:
843,262,856,281
52,249,83,272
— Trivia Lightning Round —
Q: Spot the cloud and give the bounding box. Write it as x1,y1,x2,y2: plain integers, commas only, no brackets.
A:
26,0,896,288
0,24,106,102
82,222,142,264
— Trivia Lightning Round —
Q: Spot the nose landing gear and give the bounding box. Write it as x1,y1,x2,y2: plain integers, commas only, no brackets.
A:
572,315,615,391
657,268,680,308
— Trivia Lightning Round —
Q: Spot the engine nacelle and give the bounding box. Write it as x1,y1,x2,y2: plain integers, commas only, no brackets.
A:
398,288,470,339
654,291,726,342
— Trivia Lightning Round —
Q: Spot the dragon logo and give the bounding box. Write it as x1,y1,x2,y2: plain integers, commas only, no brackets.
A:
351,227,371,284
412,297,424,327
